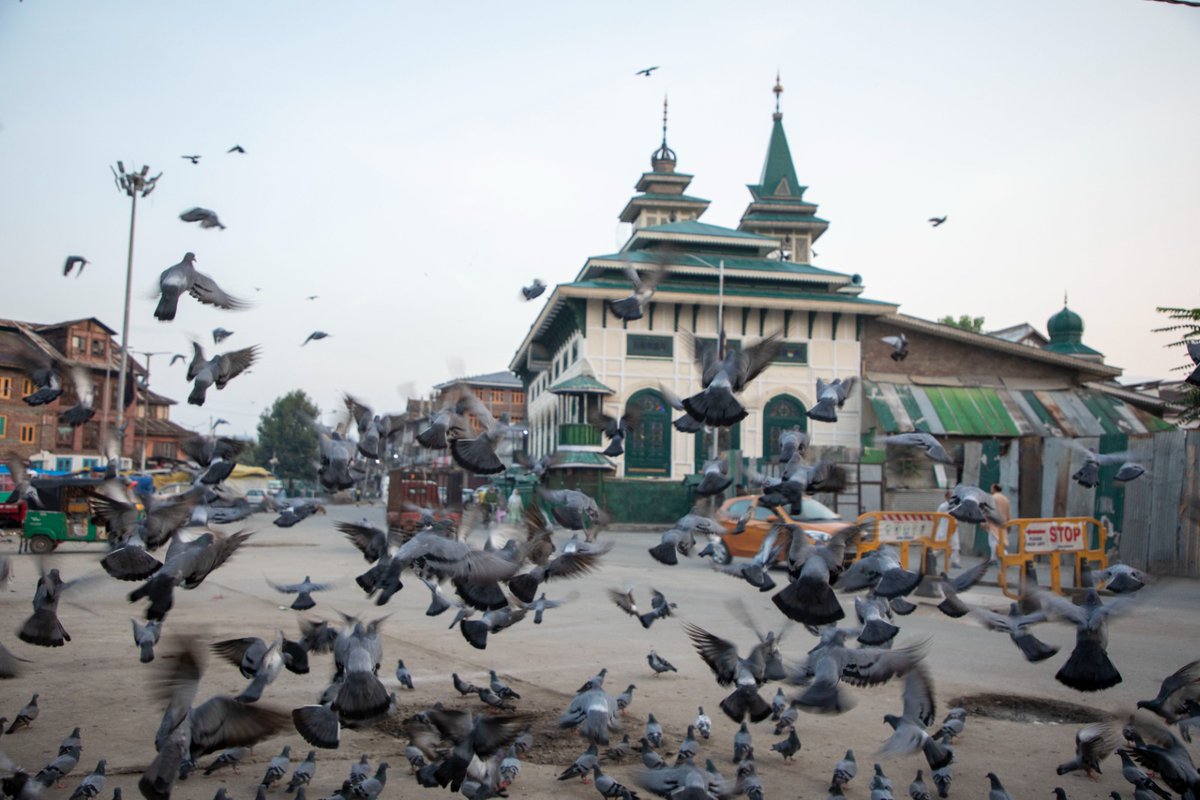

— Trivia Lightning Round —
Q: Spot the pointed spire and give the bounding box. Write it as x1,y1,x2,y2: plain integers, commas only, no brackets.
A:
651,94,677,171
773,70,783,121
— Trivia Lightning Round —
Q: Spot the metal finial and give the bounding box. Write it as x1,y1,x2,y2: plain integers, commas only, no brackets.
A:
662,94,669,148
773,71,783,120
1064,290,1068,307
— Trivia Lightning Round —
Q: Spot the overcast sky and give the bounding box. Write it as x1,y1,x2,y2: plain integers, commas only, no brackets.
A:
1,1,1196,439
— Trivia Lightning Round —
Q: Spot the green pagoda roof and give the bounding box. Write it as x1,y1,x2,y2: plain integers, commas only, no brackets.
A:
588,250,849,279
562,278,896,305
549,450,616,471
748,117,806,200
640,220,773,240
627,192,711,204
549,373,615,395
741,212,829,224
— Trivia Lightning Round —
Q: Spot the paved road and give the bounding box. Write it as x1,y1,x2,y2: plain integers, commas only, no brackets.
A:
0,503,1196,800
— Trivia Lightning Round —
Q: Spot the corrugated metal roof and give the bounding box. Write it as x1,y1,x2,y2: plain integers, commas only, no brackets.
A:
865,381,1168,437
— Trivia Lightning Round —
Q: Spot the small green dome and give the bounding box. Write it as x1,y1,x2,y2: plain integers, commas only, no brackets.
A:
1047,304,1084,342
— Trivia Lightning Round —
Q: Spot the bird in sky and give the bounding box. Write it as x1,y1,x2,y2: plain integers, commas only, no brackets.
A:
181,155,201,164
306,295,319,300
302,331,330,346
521,279,546,301
180,207,226,230
881,333,908,361
227,145,246,154
212,327,234,344
928,216,947,227
155,252,247,321
635,66,660,77
169,353,186,366
63,255,89,278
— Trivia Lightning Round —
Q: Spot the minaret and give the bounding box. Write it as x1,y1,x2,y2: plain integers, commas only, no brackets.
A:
738,73,829,262
619,96,711,230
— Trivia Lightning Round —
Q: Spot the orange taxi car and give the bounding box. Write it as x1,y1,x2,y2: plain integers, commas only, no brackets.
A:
717,494,855,563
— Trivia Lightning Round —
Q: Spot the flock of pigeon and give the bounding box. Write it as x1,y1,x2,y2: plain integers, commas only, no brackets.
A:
1,244,1193,800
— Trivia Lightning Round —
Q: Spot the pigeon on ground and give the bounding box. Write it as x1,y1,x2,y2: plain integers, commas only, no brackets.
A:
35,746,80,788
203,747,251,775
616,684,636,713
186,342,259,406
180,207,226,230
732,722,753,763
67,760,106,800
647,651,677,675
6,694,39,733
608,262,666,321
132,618,162,663
633,761,734,800
675,725,699,764
559,688,620,746
268,576,332,611
285,750,317,793
419,709,529,793
695,707,711,740
603,734,634,763
681,330,784,426
770,727,801,761
881,334,908,361
489,670,521,701
830,749,857,792
155,252,246,321
1137,660,1200,722
909,769,932,800
521,279,546,301
560,744,601,782
63,255,90,278
396,659,414,689
301,331,329,346
880,432,954,464
1040,589,1133,691
644,715,663,749
807,377,856,423
593,764,639,799
1115,745,1177,800
878,667,953,769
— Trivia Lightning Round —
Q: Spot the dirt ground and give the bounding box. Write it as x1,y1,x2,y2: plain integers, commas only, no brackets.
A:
1,504,1198,800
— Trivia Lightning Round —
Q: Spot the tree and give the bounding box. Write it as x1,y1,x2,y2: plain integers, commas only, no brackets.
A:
1154,306,1200,423
937,314,985,333
255,390,319,482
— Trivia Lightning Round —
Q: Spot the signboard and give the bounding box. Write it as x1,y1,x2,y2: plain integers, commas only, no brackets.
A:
1022,519,1087,553
877,517,934,543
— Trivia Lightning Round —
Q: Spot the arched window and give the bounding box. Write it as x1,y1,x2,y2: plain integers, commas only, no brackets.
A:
763,394,807,459
624,389,671,476
693,423,741,468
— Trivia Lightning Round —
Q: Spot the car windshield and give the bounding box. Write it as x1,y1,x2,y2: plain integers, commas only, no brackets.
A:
794,497,840,521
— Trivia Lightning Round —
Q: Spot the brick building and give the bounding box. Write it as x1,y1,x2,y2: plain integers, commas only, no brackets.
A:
0,317,191,471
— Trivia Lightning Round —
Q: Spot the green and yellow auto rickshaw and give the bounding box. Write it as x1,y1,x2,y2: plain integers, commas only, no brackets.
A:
20,476,109,554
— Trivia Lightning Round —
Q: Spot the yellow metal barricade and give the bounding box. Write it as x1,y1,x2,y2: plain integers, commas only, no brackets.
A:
996,517,1107,599
855,511,957,570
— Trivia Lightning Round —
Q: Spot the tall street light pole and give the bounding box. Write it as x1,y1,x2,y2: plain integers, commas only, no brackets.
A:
111,162,161,464
133,350,169,472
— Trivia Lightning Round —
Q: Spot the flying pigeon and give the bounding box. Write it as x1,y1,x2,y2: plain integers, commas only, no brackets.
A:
878,666,953,770
268,576,332,611
1055,720,1120,778
58,365,96,426
608,262,666,321
1186,341,1200,387
681,330,784,426
807,377,857,423
683,621,777,723
179,207,226,230
880,432,954,465
967,602,1059,662
881,333,908,361
63,255,89,278
301,331,330,346
131,617,161,663
521,279,546,300
660,383,705,433
212,327,234,343
155,252,247,321
928,216,946,227
227,145,246,154
635,66,660,76
589,406,639,457
186,342,259,406
1137,660,1200,722
1039,589,1133,691
181,154,201,164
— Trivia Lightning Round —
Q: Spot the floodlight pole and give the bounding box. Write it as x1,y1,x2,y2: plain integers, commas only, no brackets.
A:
111,162,161,463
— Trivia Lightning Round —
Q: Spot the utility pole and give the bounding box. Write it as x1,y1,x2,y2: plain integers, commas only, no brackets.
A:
111,161,161,461
134,350,168,472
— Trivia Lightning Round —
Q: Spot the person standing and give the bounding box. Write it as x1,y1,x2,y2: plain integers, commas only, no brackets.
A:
934,490,959,568
507,488,523,523
987,483,1012,559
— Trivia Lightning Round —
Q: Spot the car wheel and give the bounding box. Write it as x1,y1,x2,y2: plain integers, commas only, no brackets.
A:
28,535,56,555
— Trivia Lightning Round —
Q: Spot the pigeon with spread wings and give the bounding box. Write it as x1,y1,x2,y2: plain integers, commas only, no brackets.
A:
608,262,666,321
186,342,259,406
155,252,246,321
680,330,784,427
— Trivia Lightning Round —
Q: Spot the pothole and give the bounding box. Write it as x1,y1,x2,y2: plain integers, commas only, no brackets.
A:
950,692,1107,725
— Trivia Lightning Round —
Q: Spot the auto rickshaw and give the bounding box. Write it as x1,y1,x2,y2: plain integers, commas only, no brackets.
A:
20,476,109,554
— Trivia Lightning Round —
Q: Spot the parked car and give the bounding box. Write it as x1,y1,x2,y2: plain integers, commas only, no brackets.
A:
717,494,854,563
